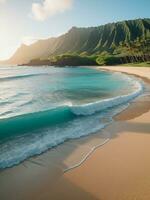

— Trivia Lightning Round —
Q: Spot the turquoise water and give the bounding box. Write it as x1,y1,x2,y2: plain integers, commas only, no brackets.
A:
0,66,142,168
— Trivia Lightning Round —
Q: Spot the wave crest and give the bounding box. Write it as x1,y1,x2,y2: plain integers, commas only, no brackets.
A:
0,73,48,82
70,78,143,115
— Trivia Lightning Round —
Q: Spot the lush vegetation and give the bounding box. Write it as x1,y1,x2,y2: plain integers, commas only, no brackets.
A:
8,18,150,66
26,52,150,67
96,53,150,66
49,54,98,66
26,54,98,66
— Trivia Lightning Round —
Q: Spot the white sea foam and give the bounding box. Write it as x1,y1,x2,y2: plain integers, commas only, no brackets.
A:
0,102,129,169
0,113,107,168
71,75,143,115
64,138,110,173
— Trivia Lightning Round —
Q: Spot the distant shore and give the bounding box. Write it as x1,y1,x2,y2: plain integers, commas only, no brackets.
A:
0,66,150,200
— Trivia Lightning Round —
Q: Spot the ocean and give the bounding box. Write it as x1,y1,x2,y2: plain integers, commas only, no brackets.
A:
0,66,142,169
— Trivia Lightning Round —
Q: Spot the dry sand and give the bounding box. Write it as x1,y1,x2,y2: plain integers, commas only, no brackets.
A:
0,66,150,200
99,66,150,80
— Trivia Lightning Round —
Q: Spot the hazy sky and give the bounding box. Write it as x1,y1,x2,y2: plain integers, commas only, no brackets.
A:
0,0,149,60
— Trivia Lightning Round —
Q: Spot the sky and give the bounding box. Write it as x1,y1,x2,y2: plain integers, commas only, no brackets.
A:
0,0,149,60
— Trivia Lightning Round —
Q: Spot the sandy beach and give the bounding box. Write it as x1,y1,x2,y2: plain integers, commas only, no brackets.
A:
0,66,150,200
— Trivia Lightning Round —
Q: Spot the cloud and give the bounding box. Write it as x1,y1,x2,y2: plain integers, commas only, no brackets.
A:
32,0,73,21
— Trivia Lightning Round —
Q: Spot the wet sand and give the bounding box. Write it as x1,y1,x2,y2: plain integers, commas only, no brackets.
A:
0,66,150,200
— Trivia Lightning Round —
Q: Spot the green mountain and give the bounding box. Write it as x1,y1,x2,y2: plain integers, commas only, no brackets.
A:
4,18,150,65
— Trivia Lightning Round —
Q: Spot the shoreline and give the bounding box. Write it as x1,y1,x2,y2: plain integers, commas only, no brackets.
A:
97,66,150,121
63,138,110,173
98,66,150,82
63,66,150,173
0,66,150,200
47,66,150,200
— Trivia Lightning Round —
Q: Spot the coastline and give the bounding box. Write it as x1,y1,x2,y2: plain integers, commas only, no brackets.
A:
0,66,150,200
58,66,150,200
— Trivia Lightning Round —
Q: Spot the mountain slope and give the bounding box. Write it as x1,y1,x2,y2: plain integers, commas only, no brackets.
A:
4,18,150,65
